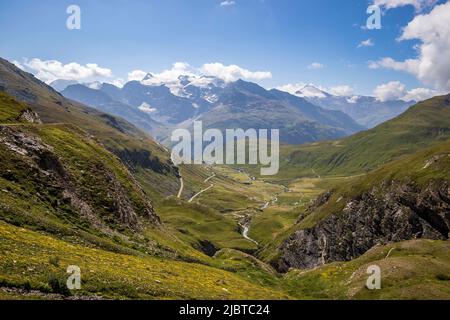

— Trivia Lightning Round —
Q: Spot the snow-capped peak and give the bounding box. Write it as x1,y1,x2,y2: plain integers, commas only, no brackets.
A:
84,81,102,90
346,95,361,104
187,75,225,89
295,84,328,98
137,72,225,99
138,102,157,113
142,73,154,81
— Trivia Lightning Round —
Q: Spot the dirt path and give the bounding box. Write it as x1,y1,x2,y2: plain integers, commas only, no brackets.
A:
188,184,214,203
187,173,216,203
170,153,185,199
204,173,216,183
261,195,278,210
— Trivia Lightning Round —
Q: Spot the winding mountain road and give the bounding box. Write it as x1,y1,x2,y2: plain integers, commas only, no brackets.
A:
204,173,216,183
187,173,216,203
188,184,214,203
170,153,185,199
261,195,279,210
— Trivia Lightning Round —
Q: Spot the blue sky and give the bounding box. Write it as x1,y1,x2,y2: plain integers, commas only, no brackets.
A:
0,0,448,98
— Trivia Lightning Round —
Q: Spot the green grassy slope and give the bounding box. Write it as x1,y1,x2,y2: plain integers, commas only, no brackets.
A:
0,58,179,198
153,165,284,253
0,121,167,258
298,138,450,229
0,220,290,300
275,94,450,178
0,92,28,122
283,239,450,299
156,198,255,252
248,177,333,246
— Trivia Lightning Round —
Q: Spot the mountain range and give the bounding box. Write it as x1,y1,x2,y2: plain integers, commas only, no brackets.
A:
55,77,416,145
58,75,365,144
271,93,450,178
292,84,413,128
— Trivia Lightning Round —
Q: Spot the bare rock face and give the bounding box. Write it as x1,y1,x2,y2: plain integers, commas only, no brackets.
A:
19,109,42,124
276,181,450,272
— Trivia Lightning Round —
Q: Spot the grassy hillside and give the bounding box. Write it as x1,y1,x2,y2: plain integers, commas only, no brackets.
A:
259,138,450,266
283,239,450,299
0,220,290,300
0,58,179,199
2,218,448,299
298,138,450,229
274,94,450,179
0,120,170,259
0,92,28,122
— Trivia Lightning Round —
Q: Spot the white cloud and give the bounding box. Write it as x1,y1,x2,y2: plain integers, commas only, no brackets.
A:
128,70,148,81
86,81,102,90
129,62,197,86
402,87,437,101
373,81,437,102
372,0,437,11
200,63,272,82
220,0,235,7
358,39,374,48
329,85,354,96
16,58,112,83
127,62,271,95
307,62,325,70
374,81,406,101
369,56,420,74
149,62,196,83
369,2,450,91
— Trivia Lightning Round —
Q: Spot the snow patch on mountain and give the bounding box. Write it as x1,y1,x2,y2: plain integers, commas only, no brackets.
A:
86,81,102,90
138,102,157,113
295,84,328,98
139,73,226,100
346,96,360,104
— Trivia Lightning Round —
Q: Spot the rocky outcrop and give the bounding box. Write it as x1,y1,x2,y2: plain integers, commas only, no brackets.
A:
276,180,450,272
19,109,42,124
197,240,219,257
115,148,174,175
